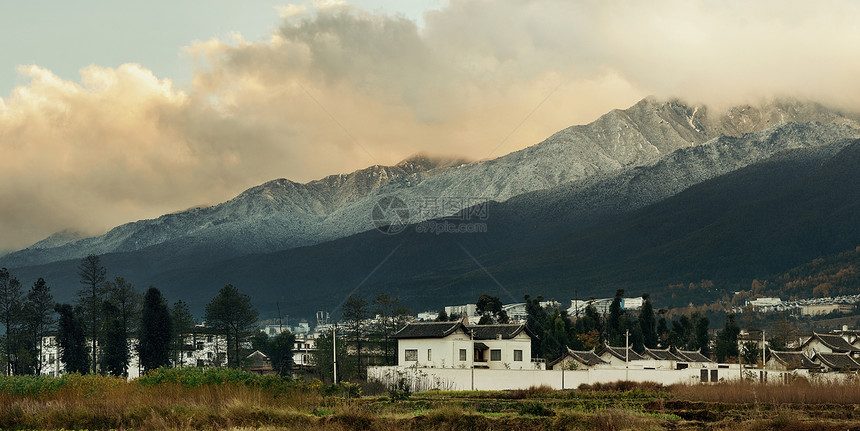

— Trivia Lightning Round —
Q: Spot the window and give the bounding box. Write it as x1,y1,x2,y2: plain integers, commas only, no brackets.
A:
459,349,467,361
514,350,523,361
207,352,213,359
490,349,501,361
186,351,192,358
405,349,418,361
207,336,213,342
427,349,432,361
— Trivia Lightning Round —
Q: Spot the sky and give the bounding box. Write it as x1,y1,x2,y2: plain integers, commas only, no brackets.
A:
1,0,860,253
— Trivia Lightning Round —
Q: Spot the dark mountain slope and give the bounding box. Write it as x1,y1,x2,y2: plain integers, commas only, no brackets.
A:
24,130,851,318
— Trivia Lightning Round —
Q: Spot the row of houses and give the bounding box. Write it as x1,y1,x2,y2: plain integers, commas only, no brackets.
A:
38,324,322,378
376,320,860,390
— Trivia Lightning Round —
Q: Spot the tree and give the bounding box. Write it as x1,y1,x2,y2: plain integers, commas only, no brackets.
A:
434,309,449,322
138,287,172,372
268,331,295,376
311,330,351,383
639,293,658,349
374,292,405,365
204,284,258,368
693,314,711,357
100,301,128,376
170,300,196,367
102,277,140,375
22,278,55,375
607,289,625,344
741,341,760,367
342,296,369,378
103,277,141,339
476,294,509,324
715,314,740,363
0,268,23,375
77,254,107,373
524,295,549,357
55,304,89,374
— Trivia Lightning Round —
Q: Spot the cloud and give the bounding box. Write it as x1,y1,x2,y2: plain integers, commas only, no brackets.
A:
2,0,860,252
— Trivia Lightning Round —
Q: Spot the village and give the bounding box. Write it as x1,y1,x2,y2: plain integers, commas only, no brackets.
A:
33,295,860,393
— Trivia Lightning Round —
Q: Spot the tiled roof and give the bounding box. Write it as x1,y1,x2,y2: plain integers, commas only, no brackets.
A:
549,348,608,368
814,352,860,371
676,350,713,363
769,351,818,370
805,333,860,353
570,349,608,366
392,321,465,339
642,348,684,361
469,324,533,340
601,345,645,361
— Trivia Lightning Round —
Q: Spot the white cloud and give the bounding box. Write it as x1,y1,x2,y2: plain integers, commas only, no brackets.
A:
2,0,860,252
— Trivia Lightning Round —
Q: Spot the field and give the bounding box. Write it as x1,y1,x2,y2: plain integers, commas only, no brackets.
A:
2,369,860,430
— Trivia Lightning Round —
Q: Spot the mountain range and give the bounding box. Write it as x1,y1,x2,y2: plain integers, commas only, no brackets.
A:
3,97,860,320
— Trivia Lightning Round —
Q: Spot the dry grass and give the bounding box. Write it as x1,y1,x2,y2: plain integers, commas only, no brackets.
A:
670,379,860,405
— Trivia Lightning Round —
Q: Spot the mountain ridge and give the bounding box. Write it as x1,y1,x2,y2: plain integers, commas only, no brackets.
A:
4,97,855,271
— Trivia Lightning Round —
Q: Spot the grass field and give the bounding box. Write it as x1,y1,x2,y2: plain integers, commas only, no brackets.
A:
2,369,860,430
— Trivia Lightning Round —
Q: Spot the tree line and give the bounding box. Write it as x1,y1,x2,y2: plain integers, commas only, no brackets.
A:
0,254,291,377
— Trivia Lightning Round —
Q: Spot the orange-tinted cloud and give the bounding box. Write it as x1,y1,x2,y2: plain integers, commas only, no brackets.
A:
2,0,859,252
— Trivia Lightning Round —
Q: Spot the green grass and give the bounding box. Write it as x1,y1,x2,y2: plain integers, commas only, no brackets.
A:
2,373,860,430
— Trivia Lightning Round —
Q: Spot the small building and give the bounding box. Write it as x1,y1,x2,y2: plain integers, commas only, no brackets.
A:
245,350,273,374
392,321,536,370
548,348,608,370
599,345,646,368
766,350,819,371
292,336,316,370
800,333,860,357
641,347,684,369
674,350,714,368
812,352,860,372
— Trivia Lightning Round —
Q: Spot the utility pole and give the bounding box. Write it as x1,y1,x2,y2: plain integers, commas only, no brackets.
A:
761,330,766,369
470,327,475,391
333,324,338,384
625,329,629,381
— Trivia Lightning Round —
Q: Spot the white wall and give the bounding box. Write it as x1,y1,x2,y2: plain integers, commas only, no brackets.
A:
368,365,814,391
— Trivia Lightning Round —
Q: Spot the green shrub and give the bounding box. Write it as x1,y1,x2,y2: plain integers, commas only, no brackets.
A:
518,401,555,417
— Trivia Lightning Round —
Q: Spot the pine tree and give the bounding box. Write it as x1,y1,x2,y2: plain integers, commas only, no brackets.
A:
639,293,657,349
204,284,258,368
138,287,172,372
268,331,295,376
170,300,195,367
100,301,128,376
76,255,106,373
23,278,55,375
55,304,89,374
0,268,23,375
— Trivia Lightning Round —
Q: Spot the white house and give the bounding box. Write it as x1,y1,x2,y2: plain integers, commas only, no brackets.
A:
812,352,860,372
765,350,819,371
292,335,316,369
599,345,648,368
392,320,537,370
800,333,860,357
674,350,715,368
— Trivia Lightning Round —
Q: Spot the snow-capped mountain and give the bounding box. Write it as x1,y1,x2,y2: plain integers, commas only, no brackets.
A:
2,97,858,271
